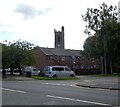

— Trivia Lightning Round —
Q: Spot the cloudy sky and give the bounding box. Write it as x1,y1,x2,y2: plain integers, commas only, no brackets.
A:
0,0,119,50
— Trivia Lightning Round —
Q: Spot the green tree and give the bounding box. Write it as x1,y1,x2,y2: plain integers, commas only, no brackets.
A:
83,35,102,59
2,40,35,75
82,3,119,74
2,44,10,68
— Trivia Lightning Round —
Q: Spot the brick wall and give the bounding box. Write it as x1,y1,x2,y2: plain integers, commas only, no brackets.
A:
34,48,100,72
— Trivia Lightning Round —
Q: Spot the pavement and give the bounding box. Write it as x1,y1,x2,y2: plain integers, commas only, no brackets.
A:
1,74,120,90
75,75,120,90
0,73,33,81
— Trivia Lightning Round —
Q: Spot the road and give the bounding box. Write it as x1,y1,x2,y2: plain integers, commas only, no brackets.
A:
1,79,119,106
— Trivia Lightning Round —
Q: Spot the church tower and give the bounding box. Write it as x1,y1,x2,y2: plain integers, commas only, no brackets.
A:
54,26,64,49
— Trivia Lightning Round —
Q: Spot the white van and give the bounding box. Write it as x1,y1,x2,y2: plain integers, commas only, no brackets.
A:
22,66,40,76
43,66,75,78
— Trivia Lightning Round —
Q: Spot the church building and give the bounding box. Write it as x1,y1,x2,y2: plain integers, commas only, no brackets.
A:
34,26,99,74
54,26,64,49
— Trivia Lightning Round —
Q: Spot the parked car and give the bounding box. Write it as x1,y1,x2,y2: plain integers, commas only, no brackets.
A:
5,68,11,73
43,66,75,78
22,66,41,77
37,69,45,77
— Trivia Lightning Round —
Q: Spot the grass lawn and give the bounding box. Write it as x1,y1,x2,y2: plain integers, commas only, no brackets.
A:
32,76,80,80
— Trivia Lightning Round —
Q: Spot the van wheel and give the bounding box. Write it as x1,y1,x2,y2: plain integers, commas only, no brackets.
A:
53,75,57,78
69,74,74,77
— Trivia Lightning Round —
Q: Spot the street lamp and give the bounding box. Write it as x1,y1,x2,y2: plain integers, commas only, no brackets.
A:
100,56,104,74
72,56,75,72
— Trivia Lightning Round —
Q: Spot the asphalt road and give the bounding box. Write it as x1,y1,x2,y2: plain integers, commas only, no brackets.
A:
1,79,119,106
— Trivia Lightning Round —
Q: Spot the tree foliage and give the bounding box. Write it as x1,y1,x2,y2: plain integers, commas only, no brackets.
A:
82,2,120,73
82,3,118,33
2,40,35,75
83,35,102,58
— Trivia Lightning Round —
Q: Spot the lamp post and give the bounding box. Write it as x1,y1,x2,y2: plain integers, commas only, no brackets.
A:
103,24,107,74
100,56,104,74
72,56,75,72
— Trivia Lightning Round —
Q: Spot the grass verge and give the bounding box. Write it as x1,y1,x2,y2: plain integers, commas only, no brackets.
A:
32,76,79,80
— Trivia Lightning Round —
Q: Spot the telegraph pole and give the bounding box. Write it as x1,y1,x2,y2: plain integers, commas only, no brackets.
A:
103,35,107,74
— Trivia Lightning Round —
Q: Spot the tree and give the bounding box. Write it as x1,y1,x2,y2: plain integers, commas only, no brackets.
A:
82,3,117,33
82,3,119,74
2,44,10,68
2,40,35,75
83,35,102,59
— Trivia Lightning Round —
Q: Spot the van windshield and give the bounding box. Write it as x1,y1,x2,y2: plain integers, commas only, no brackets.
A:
52,67,64,71
33,68,38,71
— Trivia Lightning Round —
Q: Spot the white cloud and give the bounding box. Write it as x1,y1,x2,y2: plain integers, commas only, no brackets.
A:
14,3,52,20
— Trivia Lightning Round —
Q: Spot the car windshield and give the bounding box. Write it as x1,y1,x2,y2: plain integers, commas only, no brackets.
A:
65,67,71,71
33,68,38,71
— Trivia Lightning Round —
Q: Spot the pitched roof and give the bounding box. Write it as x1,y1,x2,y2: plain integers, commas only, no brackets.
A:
40,47,82,57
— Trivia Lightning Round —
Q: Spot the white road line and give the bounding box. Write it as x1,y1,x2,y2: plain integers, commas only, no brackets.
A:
47,95,110,106
70,84,92,89
0,88,26,93
42,83,67,86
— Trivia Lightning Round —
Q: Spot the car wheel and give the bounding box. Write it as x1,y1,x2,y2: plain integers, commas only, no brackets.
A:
69,74,74,77
53,75,57,78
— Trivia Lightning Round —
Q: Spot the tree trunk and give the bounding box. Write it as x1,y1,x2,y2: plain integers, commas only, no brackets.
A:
17,64,22,75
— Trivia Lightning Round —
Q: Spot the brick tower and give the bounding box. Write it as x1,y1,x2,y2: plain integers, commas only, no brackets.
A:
54,26,64,49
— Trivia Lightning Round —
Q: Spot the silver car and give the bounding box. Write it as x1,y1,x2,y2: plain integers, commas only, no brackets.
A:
43,66,75,78
22,66,41,76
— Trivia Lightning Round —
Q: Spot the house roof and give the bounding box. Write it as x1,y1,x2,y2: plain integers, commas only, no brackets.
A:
40,47,82,57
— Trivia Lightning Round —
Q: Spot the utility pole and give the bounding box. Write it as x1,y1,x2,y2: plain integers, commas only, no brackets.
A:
100,56,104,74
103,27,107,74
72,56,76,72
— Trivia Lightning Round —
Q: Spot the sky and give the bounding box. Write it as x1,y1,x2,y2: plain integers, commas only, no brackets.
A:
0,0,119,50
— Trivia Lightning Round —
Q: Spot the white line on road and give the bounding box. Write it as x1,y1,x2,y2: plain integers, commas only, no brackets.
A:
47,95,110,106
0,88,26,93
42,83,67,86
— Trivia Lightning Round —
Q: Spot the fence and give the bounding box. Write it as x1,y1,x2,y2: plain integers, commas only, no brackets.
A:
75,68,100,75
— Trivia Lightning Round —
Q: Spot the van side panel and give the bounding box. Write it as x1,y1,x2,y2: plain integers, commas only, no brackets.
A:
44,66,75,78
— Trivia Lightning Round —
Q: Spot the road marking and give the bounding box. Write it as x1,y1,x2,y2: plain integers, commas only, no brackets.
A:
42,83,67,86
71,84,92,89
47,95,110,106
0,88,26,93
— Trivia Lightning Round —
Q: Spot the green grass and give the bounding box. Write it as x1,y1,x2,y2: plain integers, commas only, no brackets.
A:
32,76,80,80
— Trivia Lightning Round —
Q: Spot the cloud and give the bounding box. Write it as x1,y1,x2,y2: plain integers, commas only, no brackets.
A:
0,23,5,27
14,3,51,19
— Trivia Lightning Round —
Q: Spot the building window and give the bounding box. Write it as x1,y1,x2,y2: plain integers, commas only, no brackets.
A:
61,56,65,61
48,56,53,60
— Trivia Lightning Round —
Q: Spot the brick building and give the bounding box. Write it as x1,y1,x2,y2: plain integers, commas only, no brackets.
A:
35,47,82,70
34,26,99,74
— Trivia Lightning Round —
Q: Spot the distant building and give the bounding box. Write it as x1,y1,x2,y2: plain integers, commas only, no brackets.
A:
35,47,82,70
54,26,64,49
34,26,99,74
